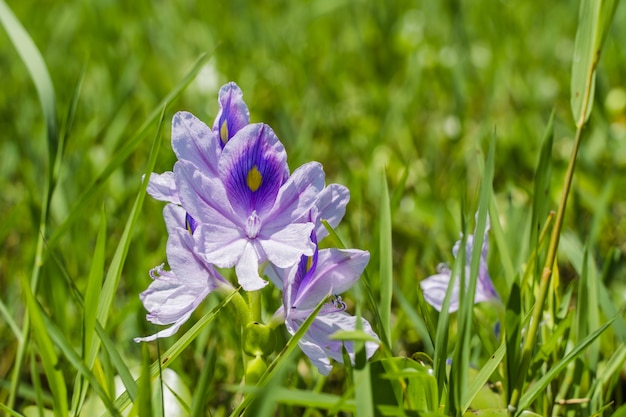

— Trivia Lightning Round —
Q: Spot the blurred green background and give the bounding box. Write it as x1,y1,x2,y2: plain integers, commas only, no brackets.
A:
1,0,625,410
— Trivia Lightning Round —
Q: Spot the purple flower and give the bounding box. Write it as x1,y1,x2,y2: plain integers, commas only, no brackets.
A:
146,82,249,204
134,204,233,342
420,219,498,312
176,122,324,291
275,241,379,375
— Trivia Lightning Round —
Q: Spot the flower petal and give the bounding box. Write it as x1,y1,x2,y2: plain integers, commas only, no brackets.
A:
265,162,326,230
212,82,250,145
420,271,461,313
286,312,379,375
175,160,238,226
146,172,180,204
134,266,209,342
259,222,315,269
291,248,369,310
197,223,247,269
219,123,289,219
235,241,268,291
171,111,221,176
310,183,349,241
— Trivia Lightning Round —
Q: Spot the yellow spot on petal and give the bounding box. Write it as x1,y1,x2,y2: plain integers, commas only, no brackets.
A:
306,256,313,272
220,120,229,144
247,165,262,192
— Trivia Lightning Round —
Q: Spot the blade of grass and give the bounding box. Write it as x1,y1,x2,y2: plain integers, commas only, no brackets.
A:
517,317,615,412
379,169,393,349
88,105,165,375
570,0,619,127
72,207,107,414
20,274,68,417
463,340,506,413
451,134,494,416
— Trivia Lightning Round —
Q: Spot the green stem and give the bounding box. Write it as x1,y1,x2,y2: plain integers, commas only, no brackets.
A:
220,288,251,325
508,121,585,414
248,290,263,324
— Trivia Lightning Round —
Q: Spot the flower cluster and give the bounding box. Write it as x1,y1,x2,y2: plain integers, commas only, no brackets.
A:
135,82,379,375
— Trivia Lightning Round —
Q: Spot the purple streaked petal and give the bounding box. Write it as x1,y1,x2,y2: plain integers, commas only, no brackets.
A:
265,162,325,230
219,123,288,219
197,223,247,269
175,160,239,226
259,222,316,269
212,82,250,146
146,172,180,205
171,111,221,176
291,249,370,311
235,241,268,291
310,183,350,241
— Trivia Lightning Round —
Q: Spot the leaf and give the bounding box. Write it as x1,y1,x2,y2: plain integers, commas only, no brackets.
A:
517,317,615,411
20,274,68,417
463,341,506,413
379,169,393,349
570,0,619,126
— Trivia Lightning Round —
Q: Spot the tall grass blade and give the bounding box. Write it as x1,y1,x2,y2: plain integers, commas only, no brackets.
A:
462,340,506,413
20,274,68,417
517,317,614,412
72,207,107,413
451,134,494,416
379,170,393,349
529,111,554,263
570,0,619,127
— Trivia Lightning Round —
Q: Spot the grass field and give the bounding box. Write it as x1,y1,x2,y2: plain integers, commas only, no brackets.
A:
1,0,625,416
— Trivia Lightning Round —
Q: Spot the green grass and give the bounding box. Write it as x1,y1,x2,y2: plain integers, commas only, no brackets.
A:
1,0,626,416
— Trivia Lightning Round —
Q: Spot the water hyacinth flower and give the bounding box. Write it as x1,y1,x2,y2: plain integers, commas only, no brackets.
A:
275,238,379,375
134,204,233,342
146,82,249,204
177,122,325,291
420,219,498,313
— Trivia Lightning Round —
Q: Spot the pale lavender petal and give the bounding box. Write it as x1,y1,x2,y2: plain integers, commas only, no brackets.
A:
175,160,238,226
146,172,180,204
197,223,247,268
264,262,288,288
291,249,370,311
133,269,208,342
166,228,230,289
259,222,315,269
310,183,350,241
265,162,325,231
420,269,461,313
235,241,268,291
219,123,289,219
212,82,250,145
286,312,379,375
163,204,187,235
171,111,221,176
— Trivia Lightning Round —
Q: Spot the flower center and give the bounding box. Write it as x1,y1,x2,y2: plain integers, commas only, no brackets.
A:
220,119,229,145
245,210,262,239
247,165,263,192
